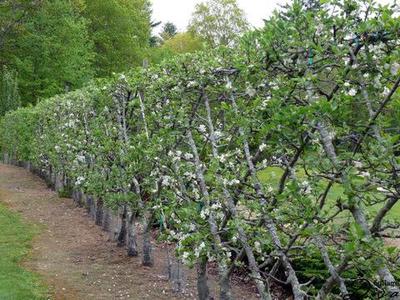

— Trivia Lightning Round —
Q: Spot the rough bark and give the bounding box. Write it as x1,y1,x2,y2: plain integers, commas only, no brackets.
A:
95,198,104,226
197,258,211,300
142,211,153,267
127,209,138,257
117,205,127,247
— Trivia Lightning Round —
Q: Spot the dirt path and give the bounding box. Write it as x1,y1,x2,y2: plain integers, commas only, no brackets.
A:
0,163,198,300
0,163,260,300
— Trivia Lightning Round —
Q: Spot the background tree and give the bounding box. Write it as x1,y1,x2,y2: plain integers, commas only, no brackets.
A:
160,22,178,42
162,32,203,54
0,66,20,116
0,1,41,57
10,0,94,104
188,0,248,47
83,0,152,77
148,32,204,64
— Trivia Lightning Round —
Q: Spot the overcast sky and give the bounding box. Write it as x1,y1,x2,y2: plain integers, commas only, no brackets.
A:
151,0,394,33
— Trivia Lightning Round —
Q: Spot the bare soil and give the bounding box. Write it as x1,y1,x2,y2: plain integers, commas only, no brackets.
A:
0,163,260,300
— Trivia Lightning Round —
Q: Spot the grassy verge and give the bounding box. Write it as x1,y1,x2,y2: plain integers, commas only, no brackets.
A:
258,167,400,221
0,203,48,300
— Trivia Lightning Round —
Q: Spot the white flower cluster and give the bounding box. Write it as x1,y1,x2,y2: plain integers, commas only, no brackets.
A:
187,81,198,88
260,96,271,110
194,241,206,258
218,153,229,163
211,202,222,210
374,74,382,89
75,176,85,186
184,153,193,160
223,178,240,186
347,88,357,96
300,180,312,195
246,85,256,97
168,150,183,162
198,124,207,133
76,154,86,163
391,62,400,75
213,130,223,140
183,171,196,180
259,143,267,152
254,241,262,253
200,208,209,220
161,175,174,187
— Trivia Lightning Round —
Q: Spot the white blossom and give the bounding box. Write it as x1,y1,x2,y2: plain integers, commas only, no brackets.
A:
161,175,172,187
198,124,207,133
382,86,390,97
200,208,209,220
359,171,370,178
211,202,222,210
246,86,256,97
254,241,262,253
228,179,240,186
218,154,228,163
391,62,400,75
75,176,85,186
259,143,267,152
184,153,193,160
377,187,390,193
213,131,223,139
347,88,357,96
76,155,85,163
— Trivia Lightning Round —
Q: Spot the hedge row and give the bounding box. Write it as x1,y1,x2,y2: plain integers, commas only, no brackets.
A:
1,1,400,299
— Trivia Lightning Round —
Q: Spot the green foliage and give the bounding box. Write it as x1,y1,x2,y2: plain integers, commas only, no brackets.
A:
1,0,400,298
4,0,94,105
189,0,248,47
0,203,48,299
162,32,204,54
149,32,204,64
160,22,178,42
0,66,21,116
83,0,151,77
0,107,37,161
0,0,152,105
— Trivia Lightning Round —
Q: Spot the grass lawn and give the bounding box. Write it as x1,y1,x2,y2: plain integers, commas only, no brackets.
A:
0,203,48,300
258,167,400,221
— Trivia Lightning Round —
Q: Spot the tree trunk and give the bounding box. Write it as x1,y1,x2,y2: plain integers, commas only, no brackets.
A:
142,211,153,267
197,258,210,300
102,207,111,232
95,198,104,226
170,256,185,293
127,209,138,257
117,205,127,247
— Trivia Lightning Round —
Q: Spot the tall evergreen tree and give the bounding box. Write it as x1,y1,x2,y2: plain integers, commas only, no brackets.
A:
160,22,178,42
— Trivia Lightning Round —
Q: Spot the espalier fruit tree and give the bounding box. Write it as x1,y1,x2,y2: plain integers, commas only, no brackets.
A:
1,1,399,299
